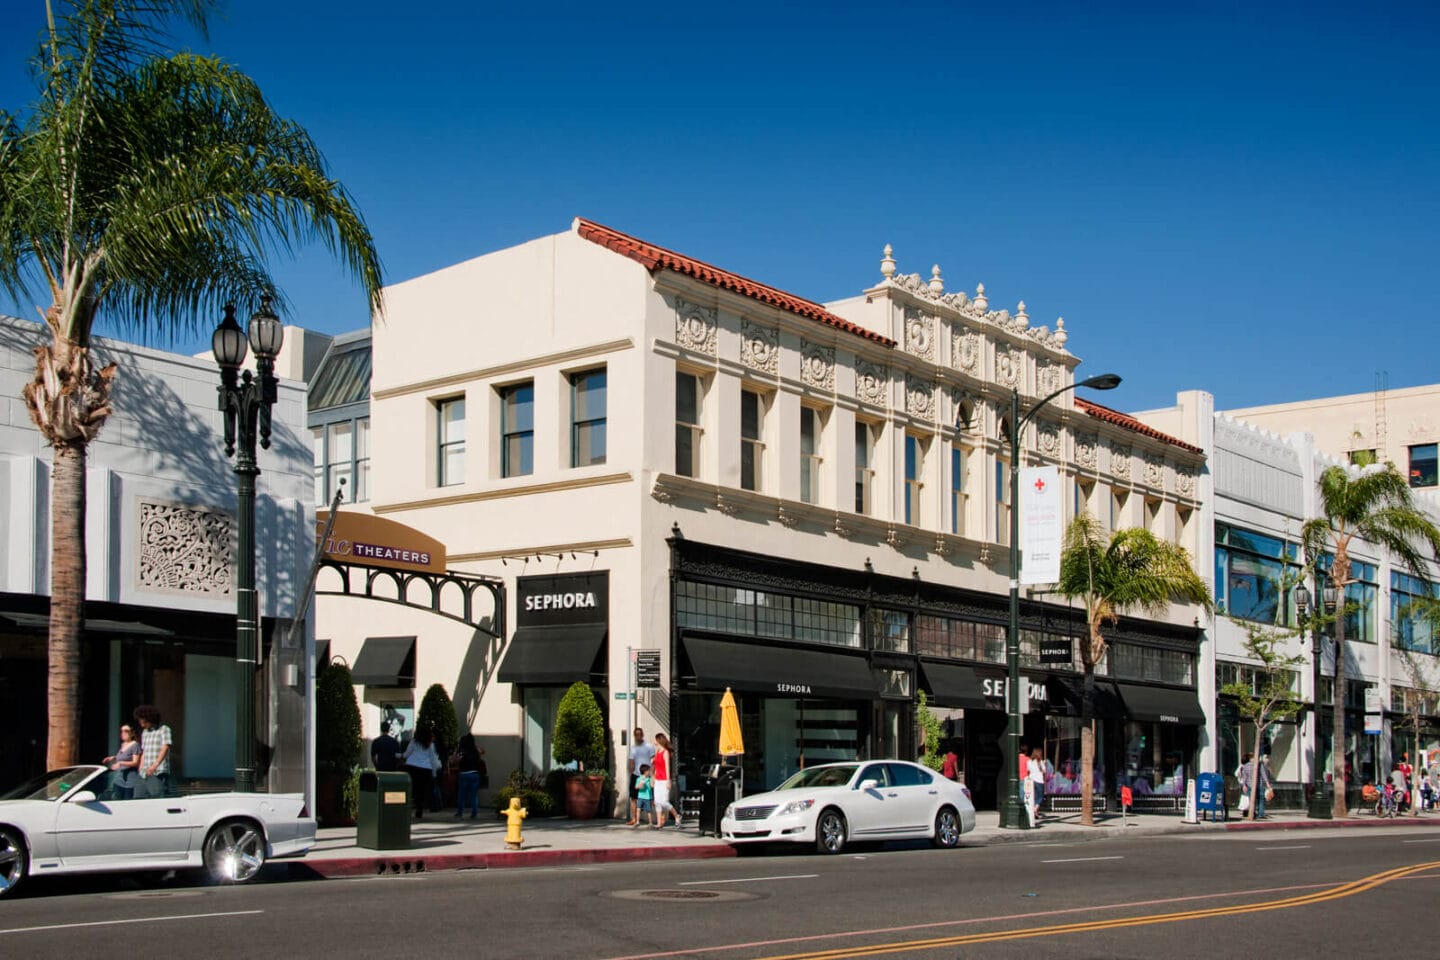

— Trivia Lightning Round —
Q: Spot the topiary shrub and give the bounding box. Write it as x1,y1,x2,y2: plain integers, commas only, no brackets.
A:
317,662,362,773
417,683,459,757
553,681,606,772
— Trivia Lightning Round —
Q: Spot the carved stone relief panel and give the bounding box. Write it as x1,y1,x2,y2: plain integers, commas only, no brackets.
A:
799,340,835,391
1037,422,1062,458
1176,466,1197,497
1110,444,1132,480
1144,453,1166,489
903,306,935,360
136,498,232,597
1075,432,1099,469
1037,359,1065,396
905,375,935,421
855,359,889,407
952,328,981,374
995,344,1020,388
740,320,780,374
674,297,717,356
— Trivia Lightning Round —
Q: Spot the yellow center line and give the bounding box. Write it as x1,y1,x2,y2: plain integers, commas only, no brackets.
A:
750,860,1440,960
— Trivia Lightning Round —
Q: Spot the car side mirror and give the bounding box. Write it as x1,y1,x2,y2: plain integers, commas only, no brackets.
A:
859,779,878,791
69,790,99,804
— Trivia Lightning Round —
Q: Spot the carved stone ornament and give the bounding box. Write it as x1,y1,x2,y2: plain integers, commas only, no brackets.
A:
904,306,935,360
1176,466,1196,497
1075,432,1099,469
905,375,935,421
136,499,232,597
1038,423,1061,458
777,505,799,528
854,359,889,407
1111,444,1132,479
995,344,1020,388
674,297,717,355
799,339,835,391
834,514,851,538
952,329,980,373
740,320,779,374
1144,453,1166,488
1037,359,1064,396
887,527,906,549
715,492,740,516
934,534,952,558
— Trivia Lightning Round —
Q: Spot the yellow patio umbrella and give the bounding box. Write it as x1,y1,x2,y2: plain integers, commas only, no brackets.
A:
719,687,745,756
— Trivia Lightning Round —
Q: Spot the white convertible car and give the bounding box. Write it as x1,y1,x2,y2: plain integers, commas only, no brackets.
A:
720,760,976,854
0,765,316,897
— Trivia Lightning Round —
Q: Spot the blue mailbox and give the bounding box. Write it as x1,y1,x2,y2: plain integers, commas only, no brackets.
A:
1196,772,1226,821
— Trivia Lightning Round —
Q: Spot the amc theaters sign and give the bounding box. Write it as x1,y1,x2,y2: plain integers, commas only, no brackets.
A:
517,571,609,628
316,511,446,575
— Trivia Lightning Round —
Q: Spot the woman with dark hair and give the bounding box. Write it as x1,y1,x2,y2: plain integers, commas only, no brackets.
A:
403,725,441,819
651,732,682,829
452,733,486,819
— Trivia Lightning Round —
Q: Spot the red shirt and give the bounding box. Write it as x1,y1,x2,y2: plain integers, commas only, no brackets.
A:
653,747,670,781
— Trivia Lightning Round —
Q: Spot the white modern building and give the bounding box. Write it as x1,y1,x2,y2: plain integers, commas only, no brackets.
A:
318,218,1211,813
0,314,313,795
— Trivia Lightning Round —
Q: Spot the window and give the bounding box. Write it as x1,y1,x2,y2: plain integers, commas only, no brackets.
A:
328,422,353,502
1317,555,1379,643
354,418,370,502
570,368,607,467
500,382,534,478
675,581,861,648
904,434,924,525
996,457,1011,545
1409,443,1438,488
1112,643,1195,685
675,370,702,478
914,615,1005,663
1348,449,1376,467
740,389,764,491
950,445,968,535
1214,524,1301,626
855,421,877,514
437,397,465,486
1392,572,1438,654
868,609,911,653
800,407,822,504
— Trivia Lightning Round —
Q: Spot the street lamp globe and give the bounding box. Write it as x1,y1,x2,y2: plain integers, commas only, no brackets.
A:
247,295,284,360
1078,373,1122,391
1295,583,1311,617
1323,583,1339,612
211,304,248,370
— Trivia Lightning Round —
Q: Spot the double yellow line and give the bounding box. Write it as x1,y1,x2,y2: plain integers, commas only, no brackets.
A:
753,860,1440,960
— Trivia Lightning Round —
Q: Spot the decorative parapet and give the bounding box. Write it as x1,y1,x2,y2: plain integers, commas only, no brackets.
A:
884,260,1071,353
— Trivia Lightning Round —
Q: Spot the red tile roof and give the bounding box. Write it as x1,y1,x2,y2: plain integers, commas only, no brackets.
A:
575,218,896,347
1074,398,1203,455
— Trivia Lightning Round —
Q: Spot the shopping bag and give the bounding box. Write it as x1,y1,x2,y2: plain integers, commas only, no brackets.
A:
1238,792,1251,814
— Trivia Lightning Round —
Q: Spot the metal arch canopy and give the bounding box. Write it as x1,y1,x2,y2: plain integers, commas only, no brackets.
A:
317,511,446,574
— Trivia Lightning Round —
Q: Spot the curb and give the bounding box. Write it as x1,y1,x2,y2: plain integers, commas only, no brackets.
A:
1224,816,1440,832
298,843,737,878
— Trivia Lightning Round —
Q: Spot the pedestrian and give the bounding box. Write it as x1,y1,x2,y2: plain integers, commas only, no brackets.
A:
633,763,655,827
941,740,961,782
651,732,681,828
403,725,442,820
452,733,485,819
1028,747,1047,823
133,705,174,798
1419,769,1433,812
102,722,141,800
371,720,402,771
1240,753,1272,819
625,727,656,826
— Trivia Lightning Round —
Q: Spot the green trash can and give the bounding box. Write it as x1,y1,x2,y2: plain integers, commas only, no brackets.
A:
357,770,412,850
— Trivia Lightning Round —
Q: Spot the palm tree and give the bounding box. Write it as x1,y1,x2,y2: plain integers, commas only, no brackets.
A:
1057,515,1212,826
1300,463,1440,817
0,1,383,768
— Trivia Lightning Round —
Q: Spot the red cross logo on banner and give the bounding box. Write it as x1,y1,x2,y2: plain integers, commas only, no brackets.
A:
1033,477,1047,493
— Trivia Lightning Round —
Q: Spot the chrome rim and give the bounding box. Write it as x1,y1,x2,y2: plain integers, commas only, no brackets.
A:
936,809,960,847
0,832,23,895
205,821,266,883
818,812,845,853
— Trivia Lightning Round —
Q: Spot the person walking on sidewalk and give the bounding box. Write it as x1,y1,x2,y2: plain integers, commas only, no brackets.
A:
103,722,142,800
452,733,485,819
633,764,655,827
1240,753,1272,819
403,725,442,820
651,732,681,828
134,705,174,798
1028,747,1047,824
371,720,402,771
626,727,656,826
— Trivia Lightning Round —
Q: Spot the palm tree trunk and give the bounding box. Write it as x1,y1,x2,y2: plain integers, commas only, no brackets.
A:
47,440,87,769
1080,667,1096,826
1330,596,1348,818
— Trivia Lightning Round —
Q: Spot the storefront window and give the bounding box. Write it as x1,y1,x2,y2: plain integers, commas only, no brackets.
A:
1112,644,1194,685
913,615,1005,663
676,581,861,648
869,609,910,653
1118,722,1192,797
1043,717,1105,797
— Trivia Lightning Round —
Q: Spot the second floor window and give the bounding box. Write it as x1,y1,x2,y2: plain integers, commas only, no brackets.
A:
570,368,607,467
676,370,702,477
437,397,465,486
1410,443,1437,488
996,457,1012,545
904,434,924,525
741,389,764,491
800,407,822,504
855,421,876,514
950,445,967,535
501,383,534,477
315,418,370,503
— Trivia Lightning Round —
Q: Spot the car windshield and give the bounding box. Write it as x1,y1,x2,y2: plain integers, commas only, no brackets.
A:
0,767,97,802
776,764,858,790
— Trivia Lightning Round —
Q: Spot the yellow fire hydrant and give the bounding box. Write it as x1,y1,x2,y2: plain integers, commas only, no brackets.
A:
504,796,527,850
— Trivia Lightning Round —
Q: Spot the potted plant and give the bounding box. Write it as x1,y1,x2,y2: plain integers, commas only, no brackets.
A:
316,661,362,826
552,681,608,819
418,683,460,807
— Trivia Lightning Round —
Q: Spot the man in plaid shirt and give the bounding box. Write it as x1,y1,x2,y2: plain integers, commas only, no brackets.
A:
134,704,174,798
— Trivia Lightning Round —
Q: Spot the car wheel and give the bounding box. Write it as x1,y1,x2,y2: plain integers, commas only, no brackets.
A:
815,808,847,855
0,827,26,898
203,819,267,884
933,807,962,849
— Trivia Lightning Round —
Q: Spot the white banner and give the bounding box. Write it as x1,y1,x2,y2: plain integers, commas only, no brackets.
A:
1019,466,1062,585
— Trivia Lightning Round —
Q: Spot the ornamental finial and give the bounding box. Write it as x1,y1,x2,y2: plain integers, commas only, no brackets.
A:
1054,317,1068,347
973,282,988,311
929,264,944,295
1015,301,1028,328
880,244,897,280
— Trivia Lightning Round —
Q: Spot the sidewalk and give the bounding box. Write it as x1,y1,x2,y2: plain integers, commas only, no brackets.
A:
287,807,1440,879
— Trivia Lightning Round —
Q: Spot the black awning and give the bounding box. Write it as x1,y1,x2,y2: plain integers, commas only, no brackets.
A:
351,636,417,687
682,636,877,701
1048,676,1126,719
1115,682,1206,725
497,624,607,686
917,660,988,709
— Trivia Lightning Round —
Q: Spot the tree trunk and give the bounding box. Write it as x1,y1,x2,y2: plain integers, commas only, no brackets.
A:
1080,667,1096,826
1330,587,1348,818
47,440,87,769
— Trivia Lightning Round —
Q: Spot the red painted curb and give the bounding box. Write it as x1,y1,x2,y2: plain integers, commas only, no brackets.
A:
1225,817,1440,832
299,843,737,878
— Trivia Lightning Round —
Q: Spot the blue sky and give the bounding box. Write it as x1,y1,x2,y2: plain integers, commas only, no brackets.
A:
2,1,1437,412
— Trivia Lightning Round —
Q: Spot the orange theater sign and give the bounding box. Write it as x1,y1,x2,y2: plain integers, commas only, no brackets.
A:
316,511,447,575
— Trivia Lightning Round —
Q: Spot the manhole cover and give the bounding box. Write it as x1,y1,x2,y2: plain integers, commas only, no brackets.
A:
605,888,759,903
647,890,721,899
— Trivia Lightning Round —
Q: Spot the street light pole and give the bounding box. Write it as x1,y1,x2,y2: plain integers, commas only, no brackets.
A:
1001,372,1121,829
1295,578,1332,819
213,299,284,794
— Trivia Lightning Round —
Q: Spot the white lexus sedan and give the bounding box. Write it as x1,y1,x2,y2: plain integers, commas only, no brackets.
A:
720,760,976,854
0,765,316,898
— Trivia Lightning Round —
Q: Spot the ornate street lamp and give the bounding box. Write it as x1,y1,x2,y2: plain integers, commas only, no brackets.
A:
213,298,284,793
1001,371,1121,829
1295,579,1332,819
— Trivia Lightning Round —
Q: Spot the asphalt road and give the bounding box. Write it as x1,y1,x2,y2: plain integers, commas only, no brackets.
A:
4,827,1436,959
